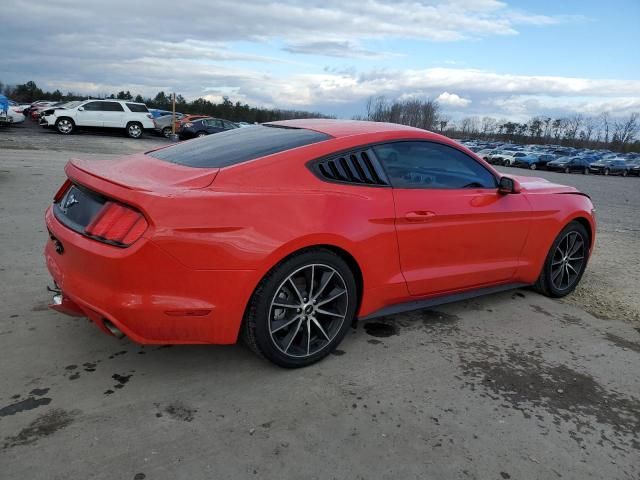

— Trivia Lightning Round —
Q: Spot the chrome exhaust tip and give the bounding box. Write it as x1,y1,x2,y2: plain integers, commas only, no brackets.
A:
103,320,125,339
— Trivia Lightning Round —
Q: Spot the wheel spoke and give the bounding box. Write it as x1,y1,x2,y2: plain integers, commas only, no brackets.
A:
306,319,311,355
288,278,304,304
566,262,578,275
312,271,334,300
284,318,303,353
271,314,302,334
273,302,300,309
310,316,331,341
569,238,583,257
316,288,346,306
308,265,315,299
316,308,344,318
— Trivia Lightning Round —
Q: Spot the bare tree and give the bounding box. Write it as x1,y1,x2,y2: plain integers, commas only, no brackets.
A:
612,112,639,146
600,112,610,144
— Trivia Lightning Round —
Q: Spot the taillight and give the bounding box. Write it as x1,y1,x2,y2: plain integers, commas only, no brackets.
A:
54,179,72,202
85,201,148,246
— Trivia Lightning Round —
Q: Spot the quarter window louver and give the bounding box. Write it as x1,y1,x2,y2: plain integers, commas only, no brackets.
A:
311,149,389,186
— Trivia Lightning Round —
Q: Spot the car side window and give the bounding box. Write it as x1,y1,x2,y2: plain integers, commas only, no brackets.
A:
207,119,223,128
103,102,124,112
223,121,236,129
82,101,102,111
373,141,497,189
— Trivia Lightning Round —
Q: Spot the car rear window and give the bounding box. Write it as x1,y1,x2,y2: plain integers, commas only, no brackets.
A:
126,103,149,113
148,125,332,168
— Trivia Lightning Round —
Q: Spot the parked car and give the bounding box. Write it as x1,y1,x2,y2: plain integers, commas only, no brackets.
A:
175,114,210,133
39,101,83,121
512,153,555,170
546,156,592,174
45,119,595,367
589,158,630,176
178,117,238,140
149,109,183,119
153,113,185,138
40,99,154,138
628,159,640,176
501,151,536,167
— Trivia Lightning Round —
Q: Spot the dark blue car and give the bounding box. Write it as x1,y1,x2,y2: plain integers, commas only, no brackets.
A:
179,117,239,140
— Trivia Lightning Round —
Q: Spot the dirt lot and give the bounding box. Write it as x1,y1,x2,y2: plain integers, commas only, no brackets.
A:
1,122,639,480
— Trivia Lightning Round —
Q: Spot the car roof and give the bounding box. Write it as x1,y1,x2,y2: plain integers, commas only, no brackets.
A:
267,119,428,139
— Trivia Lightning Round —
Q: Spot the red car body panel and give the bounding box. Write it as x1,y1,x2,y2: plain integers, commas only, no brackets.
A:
44,120,596,345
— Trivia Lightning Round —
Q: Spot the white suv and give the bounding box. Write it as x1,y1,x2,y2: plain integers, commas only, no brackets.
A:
41,99,155,138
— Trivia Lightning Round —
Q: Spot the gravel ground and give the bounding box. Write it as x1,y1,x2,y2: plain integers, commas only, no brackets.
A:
1,123,639,480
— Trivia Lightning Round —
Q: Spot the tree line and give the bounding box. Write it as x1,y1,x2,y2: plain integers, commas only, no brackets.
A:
357,96,640,153
0,80,329,124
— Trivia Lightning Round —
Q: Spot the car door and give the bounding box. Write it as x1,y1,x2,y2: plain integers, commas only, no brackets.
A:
374,141,532,296
206,119,224,134
101,102,126,128
77,101,104,127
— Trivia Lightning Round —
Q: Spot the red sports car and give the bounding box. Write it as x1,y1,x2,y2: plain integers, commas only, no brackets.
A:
45,120,596,367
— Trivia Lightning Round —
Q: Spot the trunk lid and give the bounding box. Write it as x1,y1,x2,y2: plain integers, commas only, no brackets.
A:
69,152,219,191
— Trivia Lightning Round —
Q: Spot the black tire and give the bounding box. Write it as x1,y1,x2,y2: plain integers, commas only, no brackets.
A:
55,117,74,135
564,166,570,174
242,248,358,368
162,126,172,138
126,122,143,139
196,131,207,137
534,221,589,298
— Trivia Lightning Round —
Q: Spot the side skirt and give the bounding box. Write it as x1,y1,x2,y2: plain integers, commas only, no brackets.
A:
359,282,529,321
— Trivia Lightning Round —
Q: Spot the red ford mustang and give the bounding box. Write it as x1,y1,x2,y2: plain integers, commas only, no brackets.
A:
45,120,596,367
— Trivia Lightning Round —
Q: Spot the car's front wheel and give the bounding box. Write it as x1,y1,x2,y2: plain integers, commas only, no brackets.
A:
534,221,589,298
243,249,357,368
126,122,143,139
583,167,589,175
55,117,74,135
162,126,172,138
196,131,207,137
604,168,610,176
530,163,537,170
564,166,570,174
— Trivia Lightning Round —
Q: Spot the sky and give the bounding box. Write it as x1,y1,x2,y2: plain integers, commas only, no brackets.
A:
2,0,639,120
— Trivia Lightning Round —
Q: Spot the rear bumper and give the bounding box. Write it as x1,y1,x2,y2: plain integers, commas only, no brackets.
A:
44,206,256,345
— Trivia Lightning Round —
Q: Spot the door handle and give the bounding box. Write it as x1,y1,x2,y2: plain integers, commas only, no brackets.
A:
405,211,436,222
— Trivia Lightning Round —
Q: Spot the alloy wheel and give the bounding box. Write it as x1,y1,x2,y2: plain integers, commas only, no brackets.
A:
550,231,586,291
268,264,348,358
57,119,72,134
128,123,142,138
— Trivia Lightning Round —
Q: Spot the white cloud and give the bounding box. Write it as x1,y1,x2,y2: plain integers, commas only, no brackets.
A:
437,92,472,107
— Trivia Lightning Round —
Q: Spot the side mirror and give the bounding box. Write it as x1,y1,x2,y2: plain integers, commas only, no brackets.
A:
77,106,84,111
498,176,521,194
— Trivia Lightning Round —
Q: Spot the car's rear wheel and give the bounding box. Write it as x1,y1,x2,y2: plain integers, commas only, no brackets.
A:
583,167,589,174
622,170,628,177
530,163,537,170
162,126,172,138
196,131,207,137
534,221,589,298
55,117,74,134
604,168,610,176
126,122,143,139
243,249,357,368
564,166,570,173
